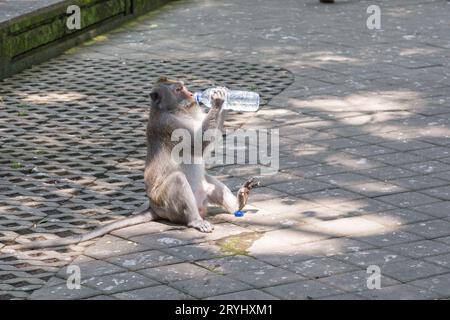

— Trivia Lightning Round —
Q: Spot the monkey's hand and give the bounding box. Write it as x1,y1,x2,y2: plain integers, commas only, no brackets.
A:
237,177,261,210
211,87,227,109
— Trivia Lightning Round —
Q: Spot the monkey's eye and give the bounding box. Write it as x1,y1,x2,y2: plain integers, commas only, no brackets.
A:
175,86,183,93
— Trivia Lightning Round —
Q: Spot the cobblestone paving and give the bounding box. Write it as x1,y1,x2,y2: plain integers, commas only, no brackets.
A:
1,0,450,299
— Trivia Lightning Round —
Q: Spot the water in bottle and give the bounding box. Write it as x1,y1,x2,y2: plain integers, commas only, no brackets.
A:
194,87,260,112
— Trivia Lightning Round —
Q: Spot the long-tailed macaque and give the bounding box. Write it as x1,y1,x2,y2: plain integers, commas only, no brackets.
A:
11,77,259,250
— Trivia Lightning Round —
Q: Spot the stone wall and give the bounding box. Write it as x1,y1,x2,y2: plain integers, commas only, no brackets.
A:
0,0,173,79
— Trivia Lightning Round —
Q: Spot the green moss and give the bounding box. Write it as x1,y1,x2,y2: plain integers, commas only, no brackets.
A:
205,265,224,275
216,232,262,256
17,111,28,116
9,0,125,56
11,161,23,169
83,34,109,46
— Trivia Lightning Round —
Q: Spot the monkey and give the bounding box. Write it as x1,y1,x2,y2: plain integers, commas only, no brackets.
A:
9,77,259,250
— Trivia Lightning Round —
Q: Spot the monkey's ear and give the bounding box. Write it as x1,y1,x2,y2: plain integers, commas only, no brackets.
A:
149,89,162,107
150,91,159,101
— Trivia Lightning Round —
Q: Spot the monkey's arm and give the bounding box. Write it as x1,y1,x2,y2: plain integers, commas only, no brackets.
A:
201,90,226,151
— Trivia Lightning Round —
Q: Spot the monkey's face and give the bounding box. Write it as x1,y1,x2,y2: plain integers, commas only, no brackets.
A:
150,80,196,112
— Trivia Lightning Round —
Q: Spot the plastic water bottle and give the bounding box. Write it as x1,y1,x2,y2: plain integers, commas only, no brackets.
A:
194,87,260,112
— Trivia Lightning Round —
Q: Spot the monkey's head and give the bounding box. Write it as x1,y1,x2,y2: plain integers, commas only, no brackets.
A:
150,77,196,112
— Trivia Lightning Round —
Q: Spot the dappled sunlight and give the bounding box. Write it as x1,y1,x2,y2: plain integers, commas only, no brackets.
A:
22,92,86,104
399,47,440,57
383,7,414,18
303,51,360,65
337,111,412,126
363,213,407,228
323,153,380,170
300,216,396,238
289,90,423,113
417,126,450,139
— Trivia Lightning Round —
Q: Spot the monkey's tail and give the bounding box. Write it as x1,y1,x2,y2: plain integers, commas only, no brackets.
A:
9,202,157,250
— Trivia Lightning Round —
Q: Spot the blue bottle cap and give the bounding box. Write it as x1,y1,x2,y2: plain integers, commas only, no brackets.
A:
194,92,201,104
234,210,244,217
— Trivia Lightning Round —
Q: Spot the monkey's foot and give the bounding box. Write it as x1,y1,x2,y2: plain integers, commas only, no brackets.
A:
237,177,261,210
243,177,261,190
188,219,214,233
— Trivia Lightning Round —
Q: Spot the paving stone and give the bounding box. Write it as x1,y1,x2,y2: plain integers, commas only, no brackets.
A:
129,229,205,249
401,161,450,175
86,295,118,300
359,166,418,180
138,262,214,283
263,280,344,300
277,156,315,170
335,248,409,268
111,221,182,239
387,240,450,259
362,208,432,227
171,274,251,299
430,171,450,182
247,229,332,265
405,219,450,239
281,257,359,279
83,235,150,260
56,255,125,279
81,271,159,294
411,273,450,297
299,188,365,204
251,238,374,266
358,284,440,300
197,255,273,274
377,192,440,208
113,285,192,300
371,152,429,166
389,175,448,191
413,201,450,218
357,229,424,247
318,270,400,293
344,145,397,157
380,141,436,152
381,259,449,282
162,243,227,262
269,179,332,195
411,147,450,160
327,198,397,214
29,277,101,300
421,186,450,201
233,196,318,217
106,250,183,271
314,173,378,187
206,289,278,300
301,216,387,238
342,181,407,197
318,293,365,300
131,223,250,249
425,253,450,268
230,266,303,288
314,138,368,150
246,187,288,202
287,164,348,179
435,236,450,246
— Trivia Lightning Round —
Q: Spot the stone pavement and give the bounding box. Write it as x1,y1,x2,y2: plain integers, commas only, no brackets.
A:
1,0,450,300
